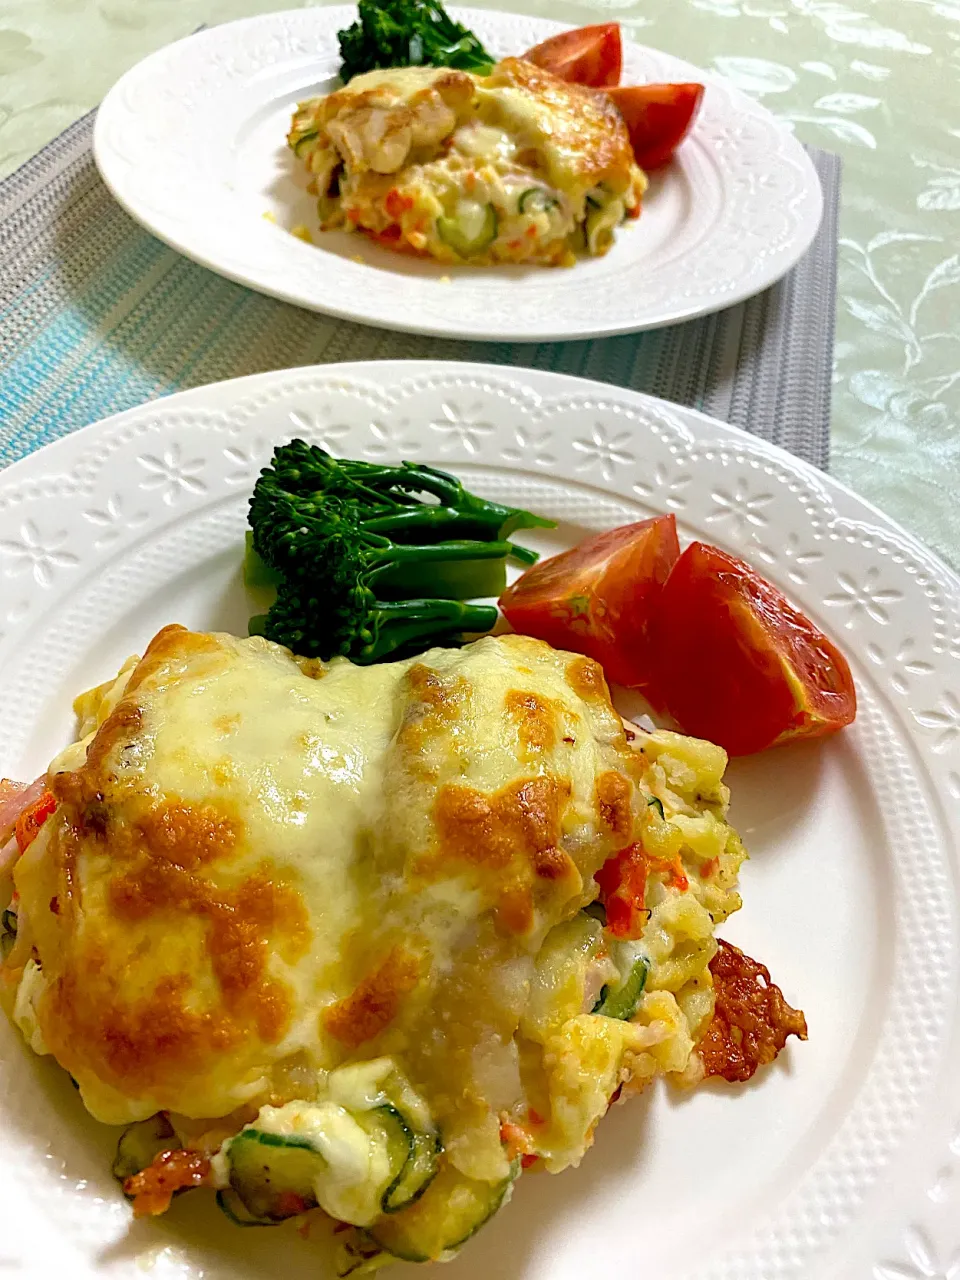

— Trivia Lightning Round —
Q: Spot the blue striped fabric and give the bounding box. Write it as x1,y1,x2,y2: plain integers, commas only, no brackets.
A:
0,109,839,472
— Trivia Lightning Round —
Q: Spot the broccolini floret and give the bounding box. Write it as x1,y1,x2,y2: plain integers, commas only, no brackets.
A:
246,441,552,663
338,0,495,82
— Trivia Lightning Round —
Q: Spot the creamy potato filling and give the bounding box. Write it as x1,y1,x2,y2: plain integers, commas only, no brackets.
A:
290,59,646,267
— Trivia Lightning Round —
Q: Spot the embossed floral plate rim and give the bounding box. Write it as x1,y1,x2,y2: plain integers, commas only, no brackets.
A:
0,362,958,1280
92,7,823,341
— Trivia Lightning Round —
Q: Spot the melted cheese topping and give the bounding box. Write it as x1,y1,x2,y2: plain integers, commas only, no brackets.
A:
6,629,747,1189
289,58,646,267
10,631,641,1126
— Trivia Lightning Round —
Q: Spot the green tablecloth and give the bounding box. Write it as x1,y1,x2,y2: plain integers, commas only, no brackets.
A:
1,0,957,566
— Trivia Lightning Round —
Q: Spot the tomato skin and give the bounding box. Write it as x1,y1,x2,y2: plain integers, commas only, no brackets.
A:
523,23,622,88
606,82,704,169
649,542,857,755
499,515,680,692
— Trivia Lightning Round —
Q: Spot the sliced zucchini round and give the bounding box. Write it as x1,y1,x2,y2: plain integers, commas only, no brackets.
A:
367,1159,518,1263
593,954,648,1021
111,1113,180,1184
216,1187,282,1227
292,130,319,156
226,1129,323,1222
518,187,559,214
436,203,498,257
222,1101,427,1227
382,1125,441,1214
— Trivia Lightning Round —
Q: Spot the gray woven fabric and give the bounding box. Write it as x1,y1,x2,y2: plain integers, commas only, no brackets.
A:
0,107,840,471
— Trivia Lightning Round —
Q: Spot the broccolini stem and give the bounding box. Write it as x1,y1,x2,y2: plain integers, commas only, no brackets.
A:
509,543,539,566
362,507,543,563
362,600,499,663
369,540,513,601
363,506,504,538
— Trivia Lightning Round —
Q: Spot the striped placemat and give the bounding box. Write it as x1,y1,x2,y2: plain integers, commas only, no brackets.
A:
0,107,839,471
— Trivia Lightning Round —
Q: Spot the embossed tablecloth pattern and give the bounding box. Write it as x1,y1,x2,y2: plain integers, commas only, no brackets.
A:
0,0,957,566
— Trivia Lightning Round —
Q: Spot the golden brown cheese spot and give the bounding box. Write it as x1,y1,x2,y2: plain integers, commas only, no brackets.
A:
565,655,610,702
399,664,469,766
486,57,636,186
494,882,536,936
595,770,634,839
107,855,307,1042
137,800,238,870
50,628,226,816
322,947,421,1049
427,776,580,935
43,963,238,1097
49,700,143,814
125,624,223,696
433,776,565,870
506,689,558,753
309,67,475,180
532,843,577,881
294,655,328,680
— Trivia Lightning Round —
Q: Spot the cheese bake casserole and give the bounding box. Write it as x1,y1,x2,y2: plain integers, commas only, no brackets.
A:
288,59,646,266
1,628,804,1269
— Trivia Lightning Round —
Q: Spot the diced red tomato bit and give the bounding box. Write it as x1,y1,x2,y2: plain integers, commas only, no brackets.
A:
123,1149,210,1218
595,842,648,939
521,1153,539,1169
15,791,56,853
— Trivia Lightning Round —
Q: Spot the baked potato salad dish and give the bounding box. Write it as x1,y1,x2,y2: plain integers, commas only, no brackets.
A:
0,624,805,1273
288,59,647,266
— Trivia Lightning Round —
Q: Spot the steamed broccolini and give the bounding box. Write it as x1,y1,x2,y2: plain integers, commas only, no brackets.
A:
338,0,495,82
246,440,552,663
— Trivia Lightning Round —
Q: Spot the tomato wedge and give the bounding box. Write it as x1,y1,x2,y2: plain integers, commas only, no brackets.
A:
499,515,680,692
649,542,857,755
606,82,704,170
523,23,622,88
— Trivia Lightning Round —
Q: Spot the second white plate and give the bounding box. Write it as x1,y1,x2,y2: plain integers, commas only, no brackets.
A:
93,7,823,342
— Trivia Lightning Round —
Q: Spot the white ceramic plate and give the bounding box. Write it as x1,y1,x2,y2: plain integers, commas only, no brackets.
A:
93,8,822,342
1,362,958,1280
